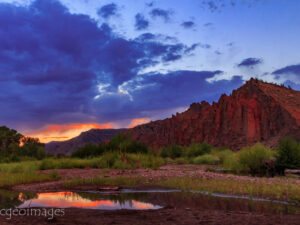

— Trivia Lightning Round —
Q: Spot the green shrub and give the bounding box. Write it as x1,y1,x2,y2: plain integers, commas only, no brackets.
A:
222,153,242,172
215,149,234,164
193,154,220,165
276,137,300,173
39,159,55,170
160,144,183,159
106,133,149,154
185,142,212,158
237,143,275,176
98,152,119,168
175,157,187,164
72,144,105,158
72,134,150,158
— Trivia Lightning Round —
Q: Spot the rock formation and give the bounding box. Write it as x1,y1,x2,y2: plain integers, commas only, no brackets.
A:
129,78,300,150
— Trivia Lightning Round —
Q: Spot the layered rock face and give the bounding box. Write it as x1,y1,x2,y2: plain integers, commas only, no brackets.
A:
129,79,300,150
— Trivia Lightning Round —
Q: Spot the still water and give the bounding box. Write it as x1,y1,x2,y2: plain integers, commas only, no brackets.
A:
17,191,162,210
0,189,299,214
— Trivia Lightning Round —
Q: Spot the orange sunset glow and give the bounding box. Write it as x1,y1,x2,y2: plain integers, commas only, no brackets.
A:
25,118,151,143
27,123,113,143
35,192,114,208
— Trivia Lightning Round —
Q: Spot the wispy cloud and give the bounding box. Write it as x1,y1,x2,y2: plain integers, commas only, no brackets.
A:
237,58,263,67
135,13,149,30
97,3,118,19
150,8,172,22
181,21,195,29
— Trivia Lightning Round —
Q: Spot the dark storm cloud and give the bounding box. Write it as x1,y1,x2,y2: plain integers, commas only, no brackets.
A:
135,13,149,30
0,0,202,129
237,58,263,67
97,3,117,18
181,21,195,29
150,8,172,22
92,71,244,121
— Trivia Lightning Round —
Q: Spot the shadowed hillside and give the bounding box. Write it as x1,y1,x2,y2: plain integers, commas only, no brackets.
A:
46,129,126,155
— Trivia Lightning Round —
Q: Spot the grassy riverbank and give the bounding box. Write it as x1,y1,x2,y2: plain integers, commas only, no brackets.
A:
63,176,300,204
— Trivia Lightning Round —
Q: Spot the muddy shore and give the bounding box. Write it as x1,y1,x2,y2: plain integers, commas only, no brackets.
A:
1,207,300,225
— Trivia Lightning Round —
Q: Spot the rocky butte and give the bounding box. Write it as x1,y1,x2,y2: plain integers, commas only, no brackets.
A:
129,78,300,150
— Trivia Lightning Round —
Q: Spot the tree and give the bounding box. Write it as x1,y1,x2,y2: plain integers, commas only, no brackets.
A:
0,126,23,156
20,137,46,159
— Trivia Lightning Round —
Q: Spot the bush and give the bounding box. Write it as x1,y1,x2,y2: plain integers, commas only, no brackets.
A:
237,143,275,176
193,154,220,165
160,144,183,159
106,133,149,154
72,134,150,158
175,157,187,164
222,153,242,172
276,137,300,173
98,152,119,168
185,142,212,158
72,144,105,158
214,149,234,164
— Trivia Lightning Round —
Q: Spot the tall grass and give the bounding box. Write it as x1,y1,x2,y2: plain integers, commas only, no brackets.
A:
0,153,165,173
157,177,300,204
0,171,59,188
39,157,101,170
0,161,40,173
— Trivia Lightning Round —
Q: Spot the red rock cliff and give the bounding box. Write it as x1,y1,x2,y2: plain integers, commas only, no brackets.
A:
129,78,300,150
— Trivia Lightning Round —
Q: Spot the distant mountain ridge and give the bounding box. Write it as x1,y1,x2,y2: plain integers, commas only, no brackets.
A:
129,78,300,150
45,129,126,155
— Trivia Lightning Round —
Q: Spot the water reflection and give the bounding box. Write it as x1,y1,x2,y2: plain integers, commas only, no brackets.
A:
147,192,300,215
0,189,299,214
0,190,37,209
17,192,162,210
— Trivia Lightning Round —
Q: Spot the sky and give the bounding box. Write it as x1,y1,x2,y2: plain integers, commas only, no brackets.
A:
0,0,299,142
